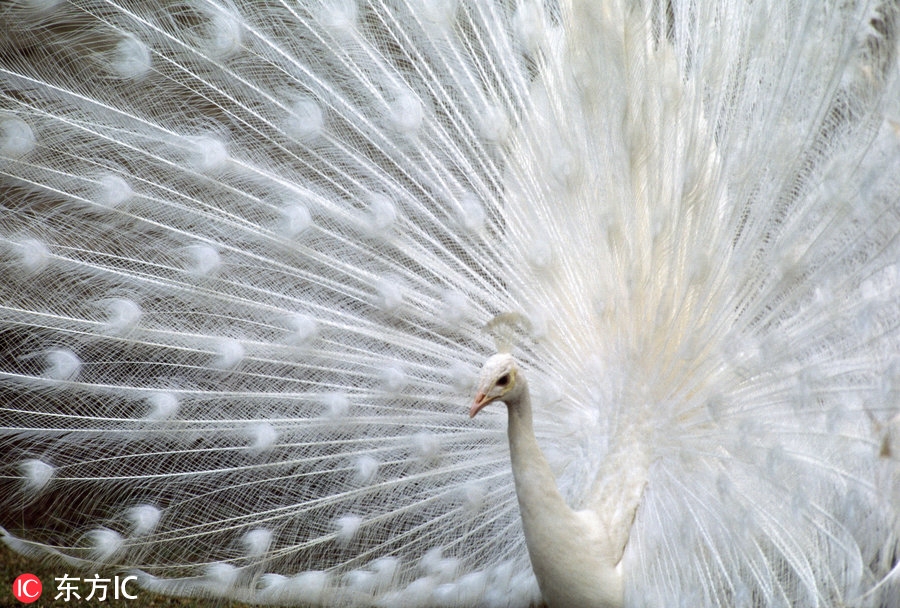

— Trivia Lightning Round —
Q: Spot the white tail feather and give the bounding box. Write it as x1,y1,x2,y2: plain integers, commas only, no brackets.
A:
1,1,899,606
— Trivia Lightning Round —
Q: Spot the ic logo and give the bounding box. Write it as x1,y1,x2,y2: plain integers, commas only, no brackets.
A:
12,573,42,604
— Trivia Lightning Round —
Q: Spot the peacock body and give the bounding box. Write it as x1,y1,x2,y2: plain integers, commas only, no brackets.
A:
1,1,899,606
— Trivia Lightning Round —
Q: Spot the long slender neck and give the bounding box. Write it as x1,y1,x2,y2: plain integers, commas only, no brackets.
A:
505,379,570,521
505,378,624,608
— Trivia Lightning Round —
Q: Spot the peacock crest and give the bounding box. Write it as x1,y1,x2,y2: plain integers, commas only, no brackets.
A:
1,1,899,606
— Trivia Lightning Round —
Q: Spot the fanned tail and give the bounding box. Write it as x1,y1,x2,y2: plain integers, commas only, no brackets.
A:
2,1,899,607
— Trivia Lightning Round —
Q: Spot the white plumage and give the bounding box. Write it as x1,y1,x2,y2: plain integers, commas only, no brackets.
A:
1,1,899,606
471,353,629,607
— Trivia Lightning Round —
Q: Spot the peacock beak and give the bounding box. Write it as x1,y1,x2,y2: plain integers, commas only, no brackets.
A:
470,392,489,418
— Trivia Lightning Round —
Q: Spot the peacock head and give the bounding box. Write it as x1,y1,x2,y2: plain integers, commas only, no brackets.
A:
470,353,523,417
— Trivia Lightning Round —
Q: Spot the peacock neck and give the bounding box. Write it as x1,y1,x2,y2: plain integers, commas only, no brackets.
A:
505,378,624,608
505,380,570,522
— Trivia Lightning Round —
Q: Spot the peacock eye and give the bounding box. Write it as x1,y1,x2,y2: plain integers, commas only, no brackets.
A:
497,373,510,386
